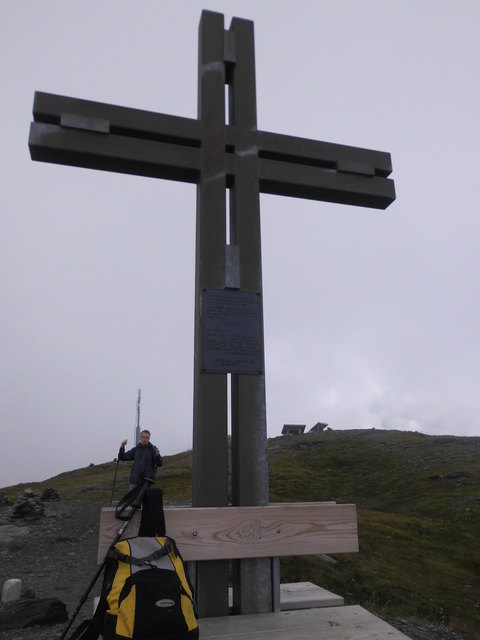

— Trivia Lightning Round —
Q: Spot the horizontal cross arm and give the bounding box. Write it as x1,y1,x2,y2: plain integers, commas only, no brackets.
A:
29,122,201,183
256,130,393,178
259,156,395,209
31,91,201,148
225,128,395,209
29,92,395,209
29,92,202,182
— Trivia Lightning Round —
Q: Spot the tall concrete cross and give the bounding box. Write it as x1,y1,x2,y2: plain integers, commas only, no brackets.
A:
28,10,395,617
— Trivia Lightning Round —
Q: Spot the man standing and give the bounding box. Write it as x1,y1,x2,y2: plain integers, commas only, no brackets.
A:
119,429,163,489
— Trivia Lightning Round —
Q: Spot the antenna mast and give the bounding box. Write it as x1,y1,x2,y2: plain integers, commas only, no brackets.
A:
134,389,141,445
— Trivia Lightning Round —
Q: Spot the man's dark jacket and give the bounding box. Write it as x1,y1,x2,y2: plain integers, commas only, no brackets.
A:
118,442,163,485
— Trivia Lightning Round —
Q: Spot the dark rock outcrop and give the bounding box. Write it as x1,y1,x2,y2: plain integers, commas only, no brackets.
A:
0,598,67,630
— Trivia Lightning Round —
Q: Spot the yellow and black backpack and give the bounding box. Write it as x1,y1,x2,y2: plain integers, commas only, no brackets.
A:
67,487,198,640
102,535,198,640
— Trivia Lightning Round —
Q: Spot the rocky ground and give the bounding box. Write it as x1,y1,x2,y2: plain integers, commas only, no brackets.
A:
0,492,473,640
0,494,101,640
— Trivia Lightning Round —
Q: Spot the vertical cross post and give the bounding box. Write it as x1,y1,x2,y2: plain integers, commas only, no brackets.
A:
228,17,271,613
191,12,230,617
192,12,271,616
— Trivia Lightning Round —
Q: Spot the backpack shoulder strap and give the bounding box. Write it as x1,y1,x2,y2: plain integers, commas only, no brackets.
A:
114,483,144,521
138,488,166,537
112,537,172,567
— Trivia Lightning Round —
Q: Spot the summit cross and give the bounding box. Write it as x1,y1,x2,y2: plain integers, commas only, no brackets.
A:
28,10,395,617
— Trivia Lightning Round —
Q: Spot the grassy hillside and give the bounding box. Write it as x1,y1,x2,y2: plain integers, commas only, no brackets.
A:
269,430,480,639
2,429,479,638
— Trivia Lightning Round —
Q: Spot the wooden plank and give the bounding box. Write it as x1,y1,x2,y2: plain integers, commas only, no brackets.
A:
98,503,358,563
279,582,344,610
227,582,344,610
198,605,412,639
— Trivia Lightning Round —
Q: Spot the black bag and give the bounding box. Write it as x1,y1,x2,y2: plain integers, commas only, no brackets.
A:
67,488,198,640
102,535,198,640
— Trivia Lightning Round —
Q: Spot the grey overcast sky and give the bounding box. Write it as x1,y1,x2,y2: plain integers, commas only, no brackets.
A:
1,1,479,487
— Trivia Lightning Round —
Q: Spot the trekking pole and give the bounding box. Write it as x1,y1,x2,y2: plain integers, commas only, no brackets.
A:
59,477,154,640
109,457,120,507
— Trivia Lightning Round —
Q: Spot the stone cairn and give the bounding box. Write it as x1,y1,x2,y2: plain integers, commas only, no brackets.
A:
9,488,45,520
41,487,60,502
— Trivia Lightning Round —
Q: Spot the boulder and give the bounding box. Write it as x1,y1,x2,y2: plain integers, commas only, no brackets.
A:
0,524,30,547
0,598,68,630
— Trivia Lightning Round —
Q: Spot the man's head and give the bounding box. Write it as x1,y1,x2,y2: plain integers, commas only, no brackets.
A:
139,430,151,445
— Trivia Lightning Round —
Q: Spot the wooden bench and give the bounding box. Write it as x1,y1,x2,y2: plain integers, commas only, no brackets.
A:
99,502,358,611
99,503,413,639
